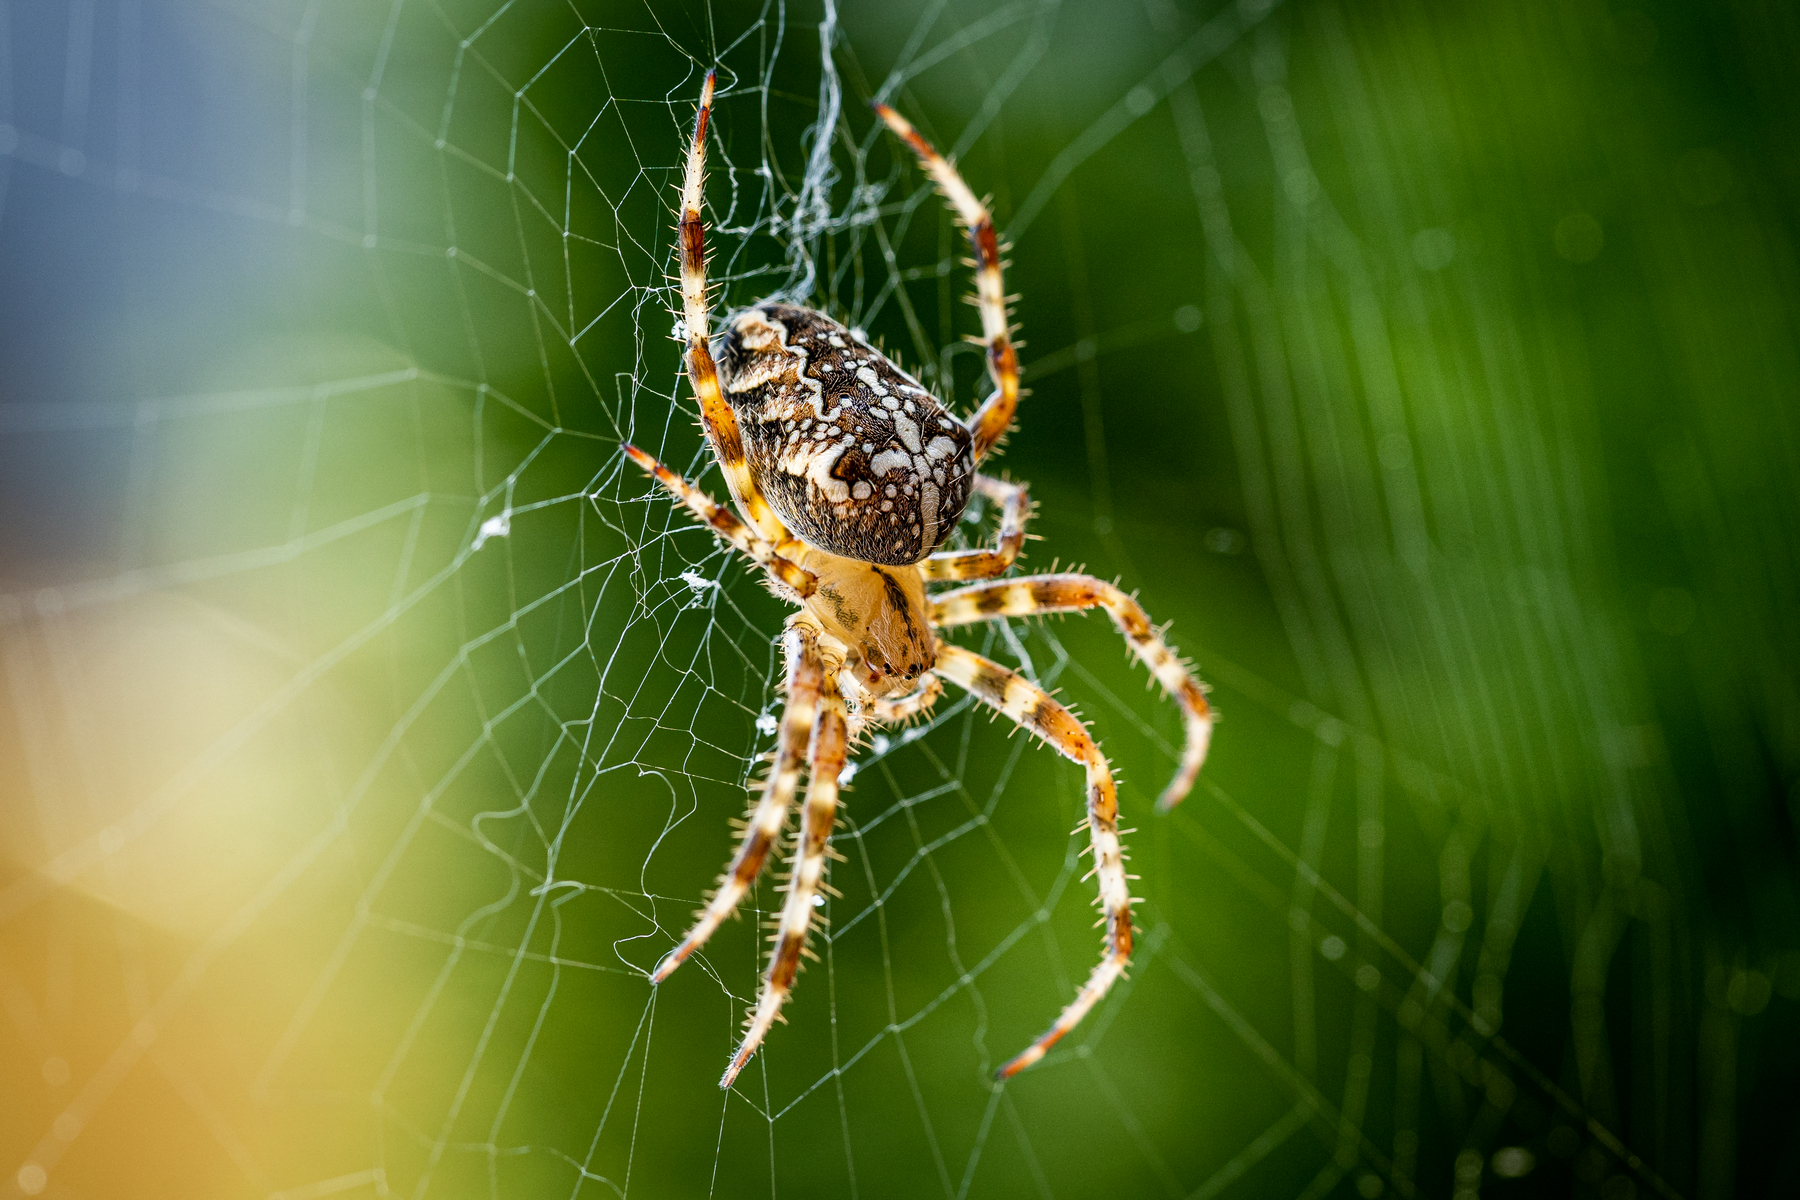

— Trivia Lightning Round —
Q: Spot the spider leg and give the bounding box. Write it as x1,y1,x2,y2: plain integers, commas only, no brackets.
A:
838,671,941,747
932,574,1214,810
722,661,849,1088
920,474,1030,582
624,444,817,599
931,643,1130,1079
863,674,944,725
873,104,1019,463
652,619,823,984
680,70,785,543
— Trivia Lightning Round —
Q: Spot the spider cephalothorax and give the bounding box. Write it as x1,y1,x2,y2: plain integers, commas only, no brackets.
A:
626,71,1215,1088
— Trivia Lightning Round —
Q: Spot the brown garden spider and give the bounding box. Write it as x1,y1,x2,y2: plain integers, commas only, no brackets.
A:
626,71,1214,1088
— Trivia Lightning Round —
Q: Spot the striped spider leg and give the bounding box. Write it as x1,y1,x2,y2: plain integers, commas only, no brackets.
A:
640,69,840,1036
933,574,1214,811
678,69,785,543
921,474,1031,582
930,642,1132,1079
626,447,850,1089
648,616,824,986
723,653,849,1087
861,673,944,724
875,102,1212,1070
622,445,816,600
930,575,1213,1078
619,448,948,1086
873,103,1020,462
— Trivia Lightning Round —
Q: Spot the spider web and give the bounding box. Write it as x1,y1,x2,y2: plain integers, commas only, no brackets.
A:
2,1,1796,1198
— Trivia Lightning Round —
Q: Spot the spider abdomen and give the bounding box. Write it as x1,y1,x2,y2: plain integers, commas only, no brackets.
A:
718,303,975,566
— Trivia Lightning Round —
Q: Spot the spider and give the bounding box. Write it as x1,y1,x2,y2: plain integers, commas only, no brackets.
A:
625,70,1214,1088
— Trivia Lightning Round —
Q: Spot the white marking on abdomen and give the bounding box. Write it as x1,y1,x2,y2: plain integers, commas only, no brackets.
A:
920,481,940,550
804,440,851,503
892,412,922,453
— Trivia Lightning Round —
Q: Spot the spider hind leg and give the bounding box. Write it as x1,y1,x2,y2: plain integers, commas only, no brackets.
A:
651,620,823,984
931,642,1132,1078
721,660,849,1088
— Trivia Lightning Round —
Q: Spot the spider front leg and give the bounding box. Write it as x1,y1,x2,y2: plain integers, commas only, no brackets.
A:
874,104,1020,462
623,445,817,599
679,70,784,542
920,475,1030,582
863,674,944,724
932,642,1131,1078
932,574,1214,809
652,619,823,984
839,672,943,748
722,661,849,1088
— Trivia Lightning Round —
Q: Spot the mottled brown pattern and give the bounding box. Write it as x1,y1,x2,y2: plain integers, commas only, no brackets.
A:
875,569,918,638
973,588,1010,614
718,303,975,565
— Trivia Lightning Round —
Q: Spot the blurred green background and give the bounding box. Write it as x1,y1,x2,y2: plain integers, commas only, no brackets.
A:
1,0,1797,1197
